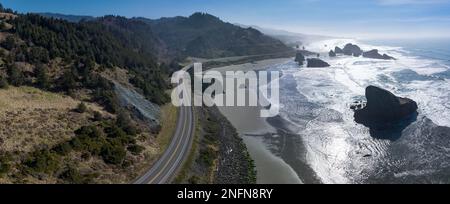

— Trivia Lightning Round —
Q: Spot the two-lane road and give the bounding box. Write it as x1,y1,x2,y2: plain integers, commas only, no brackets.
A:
134,105,194,184
134,64,195,184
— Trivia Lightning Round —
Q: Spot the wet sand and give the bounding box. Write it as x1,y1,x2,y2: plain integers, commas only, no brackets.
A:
213,58,292,73
213,58,304,184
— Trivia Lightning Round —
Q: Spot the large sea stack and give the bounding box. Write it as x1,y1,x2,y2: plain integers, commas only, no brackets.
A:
307,58,330,68
342,43,363,57
354,86,418,128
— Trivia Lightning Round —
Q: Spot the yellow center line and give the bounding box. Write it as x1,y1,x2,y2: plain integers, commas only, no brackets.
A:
148,106,188,184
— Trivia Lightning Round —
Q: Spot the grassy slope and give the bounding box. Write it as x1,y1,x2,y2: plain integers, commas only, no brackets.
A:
0,86,178,184
0,87,102,183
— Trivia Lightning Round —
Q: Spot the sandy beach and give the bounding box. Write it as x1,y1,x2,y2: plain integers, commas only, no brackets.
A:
212,58,310,184
212,58,292,73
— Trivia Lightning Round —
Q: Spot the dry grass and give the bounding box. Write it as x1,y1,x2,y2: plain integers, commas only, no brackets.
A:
0,32,12,43
173,107,199,184
129,101,179,182
0,12,17,20
0,86,114,184
155,103,179,154
101,67,133,88
0,87,107,153
0,86,180,184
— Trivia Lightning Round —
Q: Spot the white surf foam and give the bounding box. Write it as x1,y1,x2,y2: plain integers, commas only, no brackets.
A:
279,38,450,183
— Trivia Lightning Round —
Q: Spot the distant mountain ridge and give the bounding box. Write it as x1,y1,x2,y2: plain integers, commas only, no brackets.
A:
138,13,292,58
37,12,293,59
38,12,96,22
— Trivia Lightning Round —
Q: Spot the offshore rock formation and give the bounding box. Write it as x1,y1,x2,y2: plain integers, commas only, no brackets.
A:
335,46,344,54
295,52,306,66
363,49,395,60
334,43,396,60
342,43,363,57
329,50,336,57
354,86,418,130
307,58,330,68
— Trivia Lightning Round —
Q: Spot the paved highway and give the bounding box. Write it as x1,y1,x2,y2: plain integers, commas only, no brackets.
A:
134,105,194,184
134,64,194,184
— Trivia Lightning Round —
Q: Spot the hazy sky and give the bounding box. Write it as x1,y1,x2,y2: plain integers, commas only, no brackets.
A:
2,0,450,39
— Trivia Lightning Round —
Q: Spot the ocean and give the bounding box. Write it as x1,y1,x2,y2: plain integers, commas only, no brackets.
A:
262,38,450,183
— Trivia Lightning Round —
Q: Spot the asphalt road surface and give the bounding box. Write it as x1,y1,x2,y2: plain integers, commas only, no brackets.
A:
134,64,194,184
134,105,194,184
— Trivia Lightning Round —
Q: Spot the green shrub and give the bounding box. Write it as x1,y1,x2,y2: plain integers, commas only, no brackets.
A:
59,166,97,184
81,152,91,160
24,149,60,174
69,122,135,166
59,167,84,184
0,76,8,89
123,124,138,136
121,159,133,168
35,64,50,90
105,125,127,139
116,111,131,127
93,111,103,121
72,125,106,155
1,35,16,50
7,64,25,86
101,143,126,165
127,145,144,155
79,137,105,156
188,176,201,184
0,21,7,30
75,125,102,138
69,137,83,151
93,88,119,113
52,142,73,156
0,154,11,176
116,111,138,135
199,147,217,167
60,70,77,91
75,102,88,113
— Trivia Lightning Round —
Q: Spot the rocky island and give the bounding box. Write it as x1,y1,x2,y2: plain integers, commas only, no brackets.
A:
329,50,336,57
295,51,331,68
307,58,330,67
353,86,418,129
334,46,344,54
363,49,395,60
331,43,395,60
342,43,363,57
295,52,306,66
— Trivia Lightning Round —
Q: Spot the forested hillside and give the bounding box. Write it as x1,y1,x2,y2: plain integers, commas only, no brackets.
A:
3,12,171,106
0,6,172,183
140,12,293,58
37,12,293,59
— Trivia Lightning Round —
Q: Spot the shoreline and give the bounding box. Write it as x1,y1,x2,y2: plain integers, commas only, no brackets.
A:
212,58,319,184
